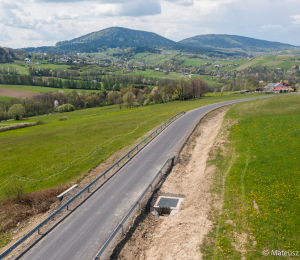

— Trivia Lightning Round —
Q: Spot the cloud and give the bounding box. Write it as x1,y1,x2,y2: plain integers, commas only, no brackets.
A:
0,25,12,41
259,24,283,31
53,10,79,20
94,1,161,17
0,1,38,29
291,15,300,25
163,0,194,6
165,27,178,38
2,1,23,11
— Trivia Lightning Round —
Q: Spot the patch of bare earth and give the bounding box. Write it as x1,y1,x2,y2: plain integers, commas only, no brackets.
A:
0,88,37,99
112,106,231,260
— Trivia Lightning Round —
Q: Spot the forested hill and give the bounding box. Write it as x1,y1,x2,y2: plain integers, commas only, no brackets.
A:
179,34,297,51
59,27,177,48
0,47,26,63
23,27,241,56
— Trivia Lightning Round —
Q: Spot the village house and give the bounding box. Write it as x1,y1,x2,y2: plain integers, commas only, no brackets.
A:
273,85,289,93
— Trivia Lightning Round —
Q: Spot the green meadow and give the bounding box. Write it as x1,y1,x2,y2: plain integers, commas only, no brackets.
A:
203,94,300,259
0,85,103,94
0,96,19,102
0,63,30,75
0,93,266,199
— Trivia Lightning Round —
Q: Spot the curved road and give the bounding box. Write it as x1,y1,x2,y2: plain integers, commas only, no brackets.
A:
20,96,277,260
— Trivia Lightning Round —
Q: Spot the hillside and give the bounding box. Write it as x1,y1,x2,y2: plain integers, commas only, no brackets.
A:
0,47,27,63
59,27,177,48
179,34,297,51
23,27,241,57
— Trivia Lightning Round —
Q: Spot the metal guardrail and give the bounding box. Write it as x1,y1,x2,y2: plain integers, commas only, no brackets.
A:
0,112,184,260
94,156,175,260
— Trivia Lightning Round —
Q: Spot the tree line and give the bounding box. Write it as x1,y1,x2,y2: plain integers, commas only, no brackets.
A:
0,74,174,91
0,78,208,121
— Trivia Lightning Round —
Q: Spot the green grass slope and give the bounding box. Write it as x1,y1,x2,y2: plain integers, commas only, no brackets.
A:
0,93,266,199
203,94,300,259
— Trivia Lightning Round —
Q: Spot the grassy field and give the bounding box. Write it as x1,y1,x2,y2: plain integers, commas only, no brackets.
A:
30,64,71,71
183,58,207,67
0,93,268,199
0,63,30,75
0,96,19,102
262,60,284,67
236,60,260,71
202,94,300,259
0,85,103,94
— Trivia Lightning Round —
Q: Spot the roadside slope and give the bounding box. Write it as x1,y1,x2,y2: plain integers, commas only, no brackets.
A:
111,106,230,260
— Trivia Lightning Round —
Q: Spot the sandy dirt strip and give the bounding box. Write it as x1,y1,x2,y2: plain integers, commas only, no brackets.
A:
0,88,37,99
111,106,230,260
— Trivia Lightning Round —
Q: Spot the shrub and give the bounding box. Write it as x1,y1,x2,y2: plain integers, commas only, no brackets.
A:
0,111,9,121
36,120,45,125
59,116,68,121
57,104,75,113
8,104,26,120
143,99,150,106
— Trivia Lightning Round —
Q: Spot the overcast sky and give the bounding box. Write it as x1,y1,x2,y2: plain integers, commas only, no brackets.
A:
0,0,300,49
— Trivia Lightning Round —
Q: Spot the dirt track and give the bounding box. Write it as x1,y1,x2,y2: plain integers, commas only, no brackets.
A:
111,106,230,260
0,88,37,99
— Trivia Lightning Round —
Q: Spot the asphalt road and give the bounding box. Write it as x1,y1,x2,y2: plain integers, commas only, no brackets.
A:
20,96,276,260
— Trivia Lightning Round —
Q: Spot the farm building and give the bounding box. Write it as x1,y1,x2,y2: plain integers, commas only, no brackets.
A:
273,86,289,93
264,82,287,92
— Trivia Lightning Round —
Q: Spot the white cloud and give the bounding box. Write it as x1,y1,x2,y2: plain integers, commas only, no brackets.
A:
53,10,79,20
94,4,118,16
164,0,194,6
0,25,12,42
1,0,300,48
291,15,300,25
165,27,178,38
260,24,283,31
93,1,161,17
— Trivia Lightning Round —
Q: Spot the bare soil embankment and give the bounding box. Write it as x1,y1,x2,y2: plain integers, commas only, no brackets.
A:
111,106,231,260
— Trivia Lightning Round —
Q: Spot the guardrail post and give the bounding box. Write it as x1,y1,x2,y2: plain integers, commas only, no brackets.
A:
138,201,141,211
150,184,153,192
160,170,162,178
104,174,106,179
88,187,90,193
67,205,69,211
38,229,40,235
121,224,124,236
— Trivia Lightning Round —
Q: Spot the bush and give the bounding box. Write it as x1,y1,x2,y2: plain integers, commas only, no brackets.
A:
59,116,68,121
143,99,150,106
57,104,75,113
8,104,26,120
0,111,9,121
36,120,45,125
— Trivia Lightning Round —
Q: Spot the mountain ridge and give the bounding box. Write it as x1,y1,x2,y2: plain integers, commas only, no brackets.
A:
22,27,297,55
179,34,297,51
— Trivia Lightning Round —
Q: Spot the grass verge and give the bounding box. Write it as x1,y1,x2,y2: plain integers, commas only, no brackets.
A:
201,94,300,259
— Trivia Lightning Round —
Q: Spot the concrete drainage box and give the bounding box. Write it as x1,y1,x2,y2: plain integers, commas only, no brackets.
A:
153,196,184,216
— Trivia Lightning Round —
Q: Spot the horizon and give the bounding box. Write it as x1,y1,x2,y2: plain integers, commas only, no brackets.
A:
9,27,300,50
0,0,299,49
